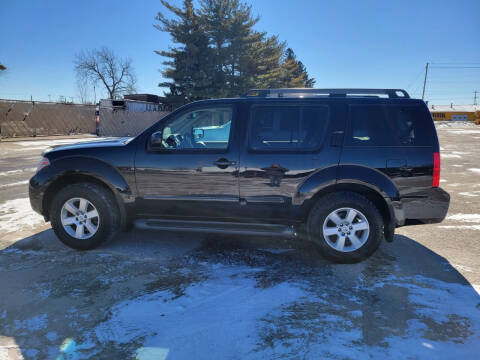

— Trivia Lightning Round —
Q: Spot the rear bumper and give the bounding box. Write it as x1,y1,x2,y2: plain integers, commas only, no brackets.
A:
393,187,450,226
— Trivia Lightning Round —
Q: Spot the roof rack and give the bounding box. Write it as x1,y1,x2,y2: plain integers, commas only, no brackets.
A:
243,88,410,99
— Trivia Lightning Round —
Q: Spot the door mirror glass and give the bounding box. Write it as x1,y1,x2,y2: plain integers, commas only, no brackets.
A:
193,128,205,139
149,130,163,148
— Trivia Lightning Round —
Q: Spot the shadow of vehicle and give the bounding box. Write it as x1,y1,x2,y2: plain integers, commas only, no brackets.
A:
0,231,479,359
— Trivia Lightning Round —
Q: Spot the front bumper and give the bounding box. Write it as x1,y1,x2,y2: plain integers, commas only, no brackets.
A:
393,187,450,226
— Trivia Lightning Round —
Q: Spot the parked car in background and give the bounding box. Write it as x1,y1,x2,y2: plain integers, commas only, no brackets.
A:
29,88,450,262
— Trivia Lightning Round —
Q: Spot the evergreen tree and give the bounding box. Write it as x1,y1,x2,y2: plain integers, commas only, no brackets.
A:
279,48,316,88
155,0,315,107
154,0,214,108
200,0,286,96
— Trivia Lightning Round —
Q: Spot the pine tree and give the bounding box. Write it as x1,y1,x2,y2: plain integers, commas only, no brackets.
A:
154,0,214,108
279,48,316,88
200,0,285,96
155,0,315,106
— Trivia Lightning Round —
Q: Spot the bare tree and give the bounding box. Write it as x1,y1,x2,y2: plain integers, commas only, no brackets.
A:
76,76,90,104
74,47,136,100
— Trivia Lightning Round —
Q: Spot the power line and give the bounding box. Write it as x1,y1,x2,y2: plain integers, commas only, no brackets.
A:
430,66,480,69
431,62,480,65
405,67,426,91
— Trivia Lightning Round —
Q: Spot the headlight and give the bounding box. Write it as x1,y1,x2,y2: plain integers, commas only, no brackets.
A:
36,157,50,173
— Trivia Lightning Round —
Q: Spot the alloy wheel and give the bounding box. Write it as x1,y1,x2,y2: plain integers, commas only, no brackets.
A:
60,197,100,239
322,207,370,252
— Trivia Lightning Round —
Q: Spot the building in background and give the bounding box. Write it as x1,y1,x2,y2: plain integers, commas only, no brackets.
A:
429,104,479,122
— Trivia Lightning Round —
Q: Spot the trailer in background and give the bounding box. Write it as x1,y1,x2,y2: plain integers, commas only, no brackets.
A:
97,95,170,137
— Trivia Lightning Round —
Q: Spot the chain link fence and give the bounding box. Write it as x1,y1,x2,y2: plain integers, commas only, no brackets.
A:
0,100,96,138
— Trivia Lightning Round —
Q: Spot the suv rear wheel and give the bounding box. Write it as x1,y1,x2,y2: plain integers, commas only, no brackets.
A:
307,191,383,263
50,182,119,250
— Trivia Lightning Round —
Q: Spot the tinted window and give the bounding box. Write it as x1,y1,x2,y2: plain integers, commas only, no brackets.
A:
347,105,423,146
249,106,328,151
162,107,232,150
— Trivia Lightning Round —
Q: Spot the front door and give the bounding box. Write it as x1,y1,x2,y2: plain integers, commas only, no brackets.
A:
135,104,240,219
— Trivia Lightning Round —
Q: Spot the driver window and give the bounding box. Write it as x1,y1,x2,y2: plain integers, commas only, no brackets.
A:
162,107,232,150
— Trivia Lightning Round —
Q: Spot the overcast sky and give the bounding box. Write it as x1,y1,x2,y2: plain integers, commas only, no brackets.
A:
1,0,479,104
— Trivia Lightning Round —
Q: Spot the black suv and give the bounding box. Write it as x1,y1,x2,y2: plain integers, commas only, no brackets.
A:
29,88,450,262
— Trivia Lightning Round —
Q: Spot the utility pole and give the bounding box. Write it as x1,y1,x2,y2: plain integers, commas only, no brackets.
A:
422,62,429,100
474,90,478,106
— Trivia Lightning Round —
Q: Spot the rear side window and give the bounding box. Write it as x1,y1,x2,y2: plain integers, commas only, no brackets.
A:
347,105,426,146
249,106,328,151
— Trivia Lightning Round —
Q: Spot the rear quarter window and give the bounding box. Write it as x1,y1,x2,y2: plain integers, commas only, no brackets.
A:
249,105,329,152
346,104,431,146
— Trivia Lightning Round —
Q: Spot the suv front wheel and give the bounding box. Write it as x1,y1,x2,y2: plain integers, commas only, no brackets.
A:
307,191,383,263
50,182,119,250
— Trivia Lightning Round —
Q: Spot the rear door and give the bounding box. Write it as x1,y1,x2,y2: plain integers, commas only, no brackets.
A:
237,100,344,221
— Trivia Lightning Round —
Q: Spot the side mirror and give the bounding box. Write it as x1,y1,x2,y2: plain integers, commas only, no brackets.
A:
149,130,163,148
193,128,204,140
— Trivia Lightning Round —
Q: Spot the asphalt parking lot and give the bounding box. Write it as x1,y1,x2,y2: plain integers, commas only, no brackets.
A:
0,124,480,359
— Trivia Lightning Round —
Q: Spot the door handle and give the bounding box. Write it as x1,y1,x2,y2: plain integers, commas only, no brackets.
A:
330,131,344,147
399,166,413,172
214,158,236,169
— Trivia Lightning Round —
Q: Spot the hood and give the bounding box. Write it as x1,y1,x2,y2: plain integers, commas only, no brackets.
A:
43,137,133,155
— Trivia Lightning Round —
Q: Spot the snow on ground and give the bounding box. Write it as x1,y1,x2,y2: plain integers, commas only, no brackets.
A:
435,121,477,129
441,154,461,159
468,169,480,174
446,130,480,134
0,180,29,189
0,197,44,233
0,168,36,177
459,192,480,197
34,261,480,360
439,225,480,231
91,265,306,359
446,213,480,223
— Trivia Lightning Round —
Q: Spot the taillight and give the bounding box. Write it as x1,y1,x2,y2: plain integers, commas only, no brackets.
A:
433,152,440,187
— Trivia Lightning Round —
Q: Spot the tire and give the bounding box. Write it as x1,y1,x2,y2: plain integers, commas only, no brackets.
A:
307,191,383,263
50,182,120,250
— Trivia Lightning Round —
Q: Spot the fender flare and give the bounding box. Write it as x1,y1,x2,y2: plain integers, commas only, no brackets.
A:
39,156,131,194
336,164,399,200
294,165,400,241
295,164,399,205
36,156,133,225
